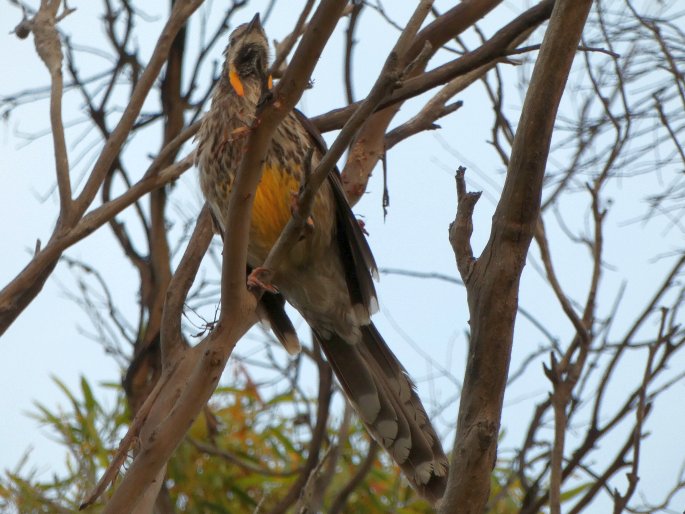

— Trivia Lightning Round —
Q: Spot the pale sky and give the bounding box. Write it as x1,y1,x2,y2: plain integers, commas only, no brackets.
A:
1,1,683,511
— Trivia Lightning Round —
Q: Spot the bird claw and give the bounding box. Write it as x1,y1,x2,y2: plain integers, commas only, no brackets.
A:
218,126,253,154
290,191,315,229
247,267,278,294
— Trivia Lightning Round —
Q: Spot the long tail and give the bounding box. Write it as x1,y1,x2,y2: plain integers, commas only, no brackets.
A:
315,323,448,504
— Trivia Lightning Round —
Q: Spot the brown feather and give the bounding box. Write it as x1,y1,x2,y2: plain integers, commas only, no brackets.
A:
294,109,379,319
256,288,300,355
316,325,448,503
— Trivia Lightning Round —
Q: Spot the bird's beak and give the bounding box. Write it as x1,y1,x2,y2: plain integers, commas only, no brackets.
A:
246,13,261,33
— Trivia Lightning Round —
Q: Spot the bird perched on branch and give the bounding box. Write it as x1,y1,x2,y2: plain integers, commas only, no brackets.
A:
196,13,448,503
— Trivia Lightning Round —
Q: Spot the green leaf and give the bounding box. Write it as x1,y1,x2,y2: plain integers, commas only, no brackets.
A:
560,482,592,502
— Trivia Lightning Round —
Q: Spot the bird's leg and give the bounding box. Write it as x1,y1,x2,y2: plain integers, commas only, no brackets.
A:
217,126,250,154
247,266,279,294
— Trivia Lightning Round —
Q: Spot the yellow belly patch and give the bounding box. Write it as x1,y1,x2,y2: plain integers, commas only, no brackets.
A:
251,164,300,249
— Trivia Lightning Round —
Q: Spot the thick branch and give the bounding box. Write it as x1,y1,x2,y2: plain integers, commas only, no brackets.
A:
440,1,593,512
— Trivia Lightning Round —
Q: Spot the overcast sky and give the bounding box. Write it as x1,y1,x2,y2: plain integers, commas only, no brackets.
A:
1,1,683,510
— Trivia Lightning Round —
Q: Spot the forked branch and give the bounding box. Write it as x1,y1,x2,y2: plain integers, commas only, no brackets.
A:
441,1,594,512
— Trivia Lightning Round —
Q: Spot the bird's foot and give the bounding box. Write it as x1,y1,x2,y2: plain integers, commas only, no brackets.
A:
218,126,252,154
290,191,315,230
247,267,279,294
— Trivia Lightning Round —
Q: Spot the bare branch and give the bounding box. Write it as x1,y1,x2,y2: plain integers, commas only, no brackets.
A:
160,207,214,369
29,0,74,221
188,438,302,478
266,340,333,514
313,0,554,134
0,0,203,335
80,371,170,509
612,309,668,513
441,1,594,512
268,0,315,78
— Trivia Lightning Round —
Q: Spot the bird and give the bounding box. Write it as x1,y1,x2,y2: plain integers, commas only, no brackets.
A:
196,13,448,503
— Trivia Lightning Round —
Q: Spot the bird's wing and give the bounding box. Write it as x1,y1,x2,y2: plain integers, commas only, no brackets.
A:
294,109,379,320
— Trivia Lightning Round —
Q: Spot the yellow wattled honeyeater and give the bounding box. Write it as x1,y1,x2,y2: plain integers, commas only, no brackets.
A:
196,13,448,503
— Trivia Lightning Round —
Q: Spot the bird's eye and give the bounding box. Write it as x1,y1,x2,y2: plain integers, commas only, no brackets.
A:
236,46,256,66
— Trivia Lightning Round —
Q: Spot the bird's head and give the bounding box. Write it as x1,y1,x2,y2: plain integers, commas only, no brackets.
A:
223,13,271,99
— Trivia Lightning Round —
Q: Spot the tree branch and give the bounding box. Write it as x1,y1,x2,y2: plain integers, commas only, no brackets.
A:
449,167,481,284
440,1,594,512
340,0,504,205
30,0,74,223
312,0,554,134
0,0,202,335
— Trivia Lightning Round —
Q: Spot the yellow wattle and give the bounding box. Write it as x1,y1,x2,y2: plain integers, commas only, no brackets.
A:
250,164,300,248
229,67,244,97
